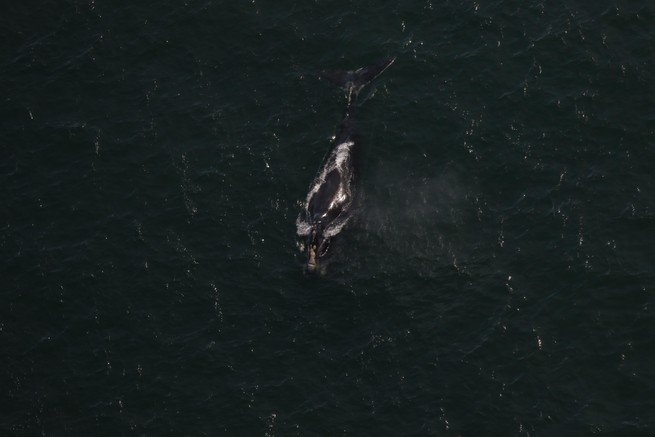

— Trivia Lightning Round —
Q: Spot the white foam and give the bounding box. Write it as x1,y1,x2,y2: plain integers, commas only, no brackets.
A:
296,216,312,236
304,141,354,205
333,141,354,169
298,140,356,237
324,216,351,237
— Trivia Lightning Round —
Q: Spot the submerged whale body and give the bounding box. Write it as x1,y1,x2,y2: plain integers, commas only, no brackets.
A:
296,58,395,271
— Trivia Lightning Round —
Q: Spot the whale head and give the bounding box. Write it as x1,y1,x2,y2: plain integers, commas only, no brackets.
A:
307,228,331,271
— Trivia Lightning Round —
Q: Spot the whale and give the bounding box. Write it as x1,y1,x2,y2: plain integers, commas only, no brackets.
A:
296,58,395,270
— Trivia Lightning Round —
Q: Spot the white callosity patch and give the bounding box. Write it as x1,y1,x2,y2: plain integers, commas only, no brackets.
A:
296,141,355,238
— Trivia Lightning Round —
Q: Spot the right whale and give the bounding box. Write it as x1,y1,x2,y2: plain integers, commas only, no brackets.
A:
296,58,395,271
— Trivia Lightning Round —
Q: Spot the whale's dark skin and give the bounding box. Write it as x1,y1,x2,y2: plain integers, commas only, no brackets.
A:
296,58,395,271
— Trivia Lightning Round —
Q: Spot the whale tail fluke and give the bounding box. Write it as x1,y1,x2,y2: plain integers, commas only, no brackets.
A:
321,58,395,103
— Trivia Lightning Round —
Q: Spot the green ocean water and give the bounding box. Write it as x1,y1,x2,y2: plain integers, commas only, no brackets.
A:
3,0,655,434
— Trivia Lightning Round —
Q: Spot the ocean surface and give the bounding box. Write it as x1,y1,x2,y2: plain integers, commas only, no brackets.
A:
3,0,655,434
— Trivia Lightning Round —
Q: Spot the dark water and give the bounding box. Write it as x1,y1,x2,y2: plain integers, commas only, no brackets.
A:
3,0,655,434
